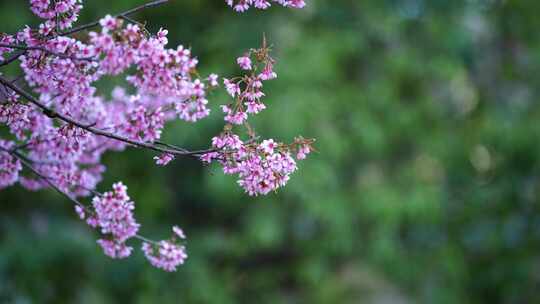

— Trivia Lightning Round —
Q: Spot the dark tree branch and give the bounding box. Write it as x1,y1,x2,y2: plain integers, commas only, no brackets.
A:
0,43,96,62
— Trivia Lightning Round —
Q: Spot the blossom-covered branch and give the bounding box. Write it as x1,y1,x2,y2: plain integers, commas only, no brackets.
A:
0,75,215,157
0,0,312,271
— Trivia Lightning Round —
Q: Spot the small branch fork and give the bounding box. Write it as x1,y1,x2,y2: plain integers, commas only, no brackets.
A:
0,75,217,158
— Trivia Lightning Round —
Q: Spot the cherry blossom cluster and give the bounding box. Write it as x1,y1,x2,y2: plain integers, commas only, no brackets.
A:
72,182,187,266
221,45,278,125
0,0,311,271
87,182,140,258
200,46,314,195
205,132,313,195
141,226,188,272
226,0,306,12
30,0,83,32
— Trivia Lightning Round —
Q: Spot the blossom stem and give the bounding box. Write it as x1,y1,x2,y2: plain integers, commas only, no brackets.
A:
134,235,159,245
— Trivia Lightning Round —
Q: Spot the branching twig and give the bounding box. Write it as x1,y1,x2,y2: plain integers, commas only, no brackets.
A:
0,43,96,62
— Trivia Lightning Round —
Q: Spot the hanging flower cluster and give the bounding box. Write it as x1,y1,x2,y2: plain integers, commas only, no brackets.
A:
0,0,312,271
30,0,83,31
87,182,140,258
142,226,188,272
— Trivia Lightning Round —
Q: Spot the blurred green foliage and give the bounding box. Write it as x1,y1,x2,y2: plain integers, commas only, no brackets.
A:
2,0,540,303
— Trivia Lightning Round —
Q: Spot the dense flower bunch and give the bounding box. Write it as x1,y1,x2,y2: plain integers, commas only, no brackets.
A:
87,182,140,258
30,0,82,31
0,0,311,271
206,132,312,195
141,226,187,272
226,0,306,12
202,46,314,195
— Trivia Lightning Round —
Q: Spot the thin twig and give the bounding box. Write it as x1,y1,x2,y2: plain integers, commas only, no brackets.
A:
0,50,26,67
61,0,168,36
134,234,158,245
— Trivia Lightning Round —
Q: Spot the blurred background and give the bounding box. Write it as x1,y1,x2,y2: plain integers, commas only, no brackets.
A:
2,0,540,303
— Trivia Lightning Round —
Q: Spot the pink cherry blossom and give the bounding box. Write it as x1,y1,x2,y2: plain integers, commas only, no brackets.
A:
89,182,140,244
296,144,311,160
237,55,252,70
142,240,188,272
207,73,219,87
154,153,175,166
97,239,133,259
260,139,277,154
